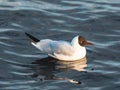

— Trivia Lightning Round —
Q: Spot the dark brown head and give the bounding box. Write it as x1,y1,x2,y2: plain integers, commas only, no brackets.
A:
78,36,93,46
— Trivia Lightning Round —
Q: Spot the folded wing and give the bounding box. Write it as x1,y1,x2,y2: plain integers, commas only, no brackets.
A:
25,33,74,57
50,41,74,56
35,40,74,56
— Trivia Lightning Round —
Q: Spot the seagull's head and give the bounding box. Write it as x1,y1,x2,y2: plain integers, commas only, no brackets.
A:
78,36,93,47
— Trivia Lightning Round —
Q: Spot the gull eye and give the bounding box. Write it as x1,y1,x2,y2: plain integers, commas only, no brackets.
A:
81,40,85,44
79,40,87,46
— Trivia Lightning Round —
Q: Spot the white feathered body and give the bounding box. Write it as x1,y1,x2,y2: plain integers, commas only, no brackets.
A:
31,36,86,61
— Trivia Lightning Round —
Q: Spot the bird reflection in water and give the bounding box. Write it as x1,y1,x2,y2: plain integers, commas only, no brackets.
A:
31,56,87,84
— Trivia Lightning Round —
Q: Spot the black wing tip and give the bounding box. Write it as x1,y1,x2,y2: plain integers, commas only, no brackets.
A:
25,32,40,43
25,32,29,36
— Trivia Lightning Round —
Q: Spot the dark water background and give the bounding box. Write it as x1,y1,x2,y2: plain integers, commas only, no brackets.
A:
0,0,120,90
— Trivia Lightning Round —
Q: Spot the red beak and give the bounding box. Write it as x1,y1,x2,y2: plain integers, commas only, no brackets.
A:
87,41,94,45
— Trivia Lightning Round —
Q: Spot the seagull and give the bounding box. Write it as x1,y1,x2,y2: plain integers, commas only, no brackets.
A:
25,33,93,61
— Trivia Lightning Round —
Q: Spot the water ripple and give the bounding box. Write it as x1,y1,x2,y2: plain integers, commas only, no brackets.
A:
4,50,41,58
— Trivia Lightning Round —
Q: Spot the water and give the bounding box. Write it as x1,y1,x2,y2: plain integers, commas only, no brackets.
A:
0,0,120,90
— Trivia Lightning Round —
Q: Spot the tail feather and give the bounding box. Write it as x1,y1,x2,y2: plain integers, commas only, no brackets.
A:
25,32,40,43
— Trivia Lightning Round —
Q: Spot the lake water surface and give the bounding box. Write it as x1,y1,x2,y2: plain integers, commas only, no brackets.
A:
0,0,120,90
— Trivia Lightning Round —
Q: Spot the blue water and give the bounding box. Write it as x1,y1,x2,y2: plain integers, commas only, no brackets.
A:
0,0,120,90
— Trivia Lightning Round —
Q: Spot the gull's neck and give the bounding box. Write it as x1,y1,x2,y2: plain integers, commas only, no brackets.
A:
71,36,80,48
71,36,86,59
71,35,86,50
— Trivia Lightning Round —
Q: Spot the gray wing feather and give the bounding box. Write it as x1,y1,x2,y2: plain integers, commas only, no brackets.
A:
35,39,74,56
35,39,53,53
50,41,74,55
